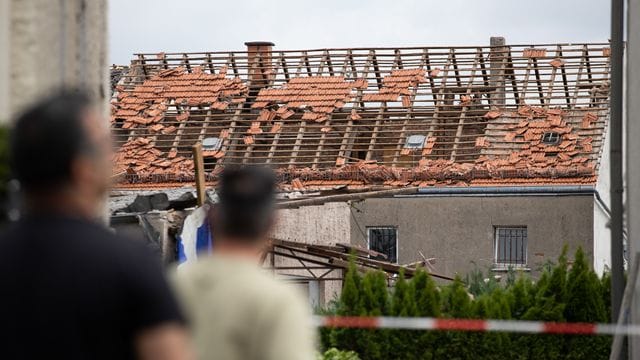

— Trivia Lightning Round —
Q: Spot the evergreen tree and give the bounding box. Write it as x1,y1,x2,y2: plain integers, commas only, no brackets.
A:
441,276,472,318
436,276,474,359
601,270,612,322
391,270,417,316
319,246,614,360
331,260,364,354
357,271,389,359
521,248,568,360
564,247,610,359
338,260,362,316
508,275,534,319
507,275,535,360
412,269,441,359
412,268,440,317
388,270,419,359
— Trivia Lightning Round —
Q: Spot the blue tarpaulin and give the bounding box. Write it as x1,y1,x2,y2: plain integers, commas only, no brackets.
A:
177,205,212,263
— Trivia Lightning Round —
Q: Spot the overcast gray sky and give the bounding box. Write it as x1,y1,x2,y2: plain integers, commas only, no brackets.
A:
108,0,610,65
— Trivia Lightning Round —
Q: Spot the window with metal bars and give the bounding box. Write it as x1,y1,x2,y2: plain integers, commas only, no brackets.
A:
367,227,398,263
494,227,528,268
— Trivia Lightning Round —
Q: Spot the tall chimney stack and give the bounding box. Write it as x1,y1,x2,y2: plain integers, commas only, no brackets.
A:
489,36,506,107
245,41,275,88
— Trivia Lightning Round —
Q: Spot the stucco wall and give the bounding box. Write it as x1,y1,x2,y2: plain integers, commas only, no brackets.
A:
594,123,612,275
0,1,9,123
273,202,351,245
6,0,108,119
350,195,594,278
272,202,351,304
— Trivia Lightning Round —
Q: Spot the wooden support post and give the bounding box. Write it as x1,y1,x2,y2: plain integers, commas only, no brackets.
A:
192,143,206,207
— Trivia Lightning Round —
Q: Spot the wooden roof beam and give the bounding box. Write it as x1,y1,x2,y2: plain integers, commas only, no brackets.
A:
423,48,454,164
393,49,429,166
288,121,307,168
338,50,373,164
450,49,481,161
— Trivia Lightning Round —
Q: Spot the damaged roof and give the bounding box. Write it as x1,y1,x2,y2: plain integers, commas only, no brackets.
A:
111,43,610,190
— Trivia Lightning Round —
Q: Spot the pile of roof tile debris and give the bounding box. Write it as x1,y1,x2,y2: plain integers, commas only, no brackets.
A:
476,105,596,173
113,137,194,181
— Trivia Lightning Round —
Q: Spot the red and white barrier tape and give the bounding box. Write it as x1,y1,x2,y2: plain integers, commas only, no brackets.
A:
313,316,640,336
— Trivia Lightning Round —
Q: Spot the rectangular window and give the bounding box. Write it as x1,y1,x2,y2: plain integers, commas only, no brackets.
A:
367,227,398,263
494,227,527,268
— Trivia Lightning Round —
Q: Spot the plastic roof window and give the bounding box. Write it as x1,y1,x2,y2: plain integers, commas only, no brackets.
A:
404,134,427,149
202,137,222,151
541,132,561,145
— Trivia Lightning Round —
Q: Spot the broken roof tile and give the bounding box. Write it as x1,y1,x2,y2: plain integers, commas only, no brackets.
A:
350,109,362,121
475,137,489,148
550,58,566,68
243,135,255,145
523,48,547,58
176,111,190,122
270,122,283,133
484,110,502,119
582,112,598,128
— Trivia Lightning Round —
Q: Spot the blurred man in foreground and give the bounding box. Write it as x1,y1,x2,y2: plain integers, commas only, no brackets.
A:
0,91,192,360
173,167,315,360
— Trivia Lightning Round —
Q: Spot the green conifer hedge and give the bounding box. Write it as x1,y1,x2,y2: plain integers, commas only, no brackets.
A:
320,247,612,359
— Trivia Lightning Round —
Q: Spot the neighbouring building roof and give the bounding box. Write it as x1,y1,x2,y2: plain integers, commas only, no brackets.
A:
111,42,610,191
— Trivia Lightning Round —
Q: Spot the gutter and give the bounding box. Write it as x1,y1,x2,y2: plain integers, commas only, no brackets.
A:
408,185,596,196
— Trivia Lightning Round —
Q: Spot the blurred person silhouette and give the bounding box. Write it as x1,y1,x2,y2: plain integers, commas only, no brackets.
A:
0,91,192,360
173,166,315,360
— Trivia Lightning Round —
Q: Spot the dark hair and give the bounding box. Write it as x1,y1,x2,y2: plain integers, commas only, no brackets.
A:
10,90,94,192
214,166,276,241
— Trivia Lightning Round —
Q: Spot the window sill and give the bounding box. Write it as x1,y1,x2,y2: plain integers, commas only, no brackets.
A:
491,266,531,272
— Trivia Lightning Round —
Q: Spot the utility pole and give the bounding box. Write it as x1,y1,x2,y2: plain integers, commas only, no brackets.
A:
609,0,625,328
626,0,640,357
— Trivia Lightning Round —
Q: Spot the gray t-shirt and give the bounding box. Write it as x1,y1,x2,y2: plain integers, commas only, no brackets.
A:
172,254,315,360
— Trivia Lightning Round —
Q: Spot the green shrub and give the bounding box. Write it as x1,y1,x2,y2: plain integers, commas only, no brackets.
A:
319,247,613,359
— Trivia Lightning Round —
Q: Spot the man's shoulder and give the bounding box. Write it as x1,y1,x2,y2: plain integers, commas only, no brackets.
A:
176,257,304,303
0,217,151,261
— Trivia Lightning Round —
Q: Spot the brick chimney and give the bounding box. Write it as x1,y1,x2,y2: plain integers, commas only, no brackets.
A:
245,41,275,88
489,36,506,107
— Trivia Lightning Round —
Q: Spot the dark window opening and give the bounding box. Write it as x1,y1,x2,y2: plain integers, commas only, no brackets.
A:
368,227,397,263
542,132,560,145
203,157,217,172
494,227,527,268
353,150,367,160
